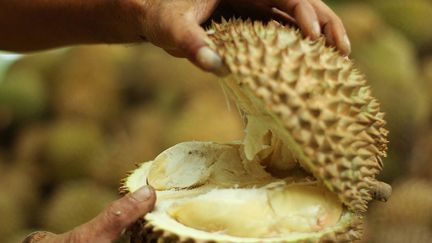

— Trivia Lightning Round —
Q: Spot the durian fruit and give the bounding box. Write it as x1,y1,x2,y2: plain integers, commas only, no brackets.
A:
5,49,67,87
0,163,40,215
165,91,243,146
119,44,219,108
363,225,432,243
0,68,47,124
423,56,432,84
421,57,432,122
3,229,37,243
0,194,26,240
351,31,428,180
90,106,167,187
122,19,390,242
369,0,432,50
368,179,432,226
408,129,432,179
42,120,106,181
364,179,432,243
52,46,126,122
40,180,117,233
333,3,387,44
337,3,428,181
13,123,48,162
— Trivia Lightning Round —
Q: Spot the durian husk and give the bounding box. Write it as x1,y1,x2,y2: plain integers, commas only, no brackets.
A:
122,19,389,242
121,142,364,243
335,3,428,182
207,19,388,213
128,214,363,243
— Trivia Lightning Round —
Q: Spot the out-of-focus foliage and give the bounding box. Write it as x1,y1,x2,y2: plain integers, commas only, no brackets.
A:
0,1,432,242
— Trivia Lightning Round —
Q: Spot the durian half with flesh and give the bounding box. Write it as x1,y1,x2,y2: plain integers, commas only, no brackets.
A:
122,19,391,242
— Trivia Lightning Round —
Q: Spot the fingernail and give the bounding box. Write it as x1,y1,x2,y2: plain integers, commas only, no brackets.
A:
131,186,153,202
312,21,321,38
343,34,351,54
196,47,229,76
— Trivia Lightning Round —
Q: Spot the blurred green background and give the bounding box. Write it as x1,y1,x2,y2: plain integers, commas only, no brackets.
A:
1,0,432,242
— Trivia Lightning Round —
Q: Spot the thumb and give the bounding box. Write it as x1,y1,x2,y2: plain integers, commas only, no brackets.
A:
78,185,156,241
170,18,228,76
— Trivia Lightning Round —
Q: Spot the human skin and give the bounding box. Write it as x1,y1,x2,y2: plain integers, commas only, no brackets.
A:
23,186,156,243
4,1,350,242
0,0,350,75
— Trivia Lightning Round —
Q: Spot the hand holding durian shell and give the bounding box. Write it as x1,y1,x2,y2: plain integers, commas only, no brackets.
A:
141,0,351,74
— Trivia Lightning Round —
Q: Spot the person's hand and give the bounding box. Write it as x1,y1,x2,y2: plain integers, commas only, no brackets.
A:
137,0,351,75
23,186,156,243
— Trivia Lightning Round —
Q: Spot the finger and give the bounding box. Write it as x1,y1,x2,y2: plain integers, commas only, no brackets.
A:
77,185,156,241
167,16,228,76
307,0,350,55
271,7,296,25
273,0,321,39
164,48,186,58
323,23,335,47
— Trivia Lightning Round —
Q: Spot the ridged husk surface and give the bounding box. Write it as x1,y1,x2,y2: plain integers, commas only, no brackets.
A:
123,19,388,243
207,19,387,213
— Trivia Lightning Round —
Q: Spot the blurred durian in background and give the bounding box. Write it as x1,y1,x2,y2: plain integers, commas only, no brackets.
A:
1,1,432,242
0,44,243,242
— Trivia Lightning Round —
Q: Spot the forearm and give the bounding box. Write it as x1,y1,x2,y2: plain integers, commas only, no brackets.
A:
0,0,146,52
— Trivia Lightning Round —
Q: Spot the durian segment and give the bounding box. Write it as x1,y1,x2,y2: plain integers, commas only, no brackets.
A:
124,141,360,243
166,188,276,238
207,19,388,213
168,185,342,237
